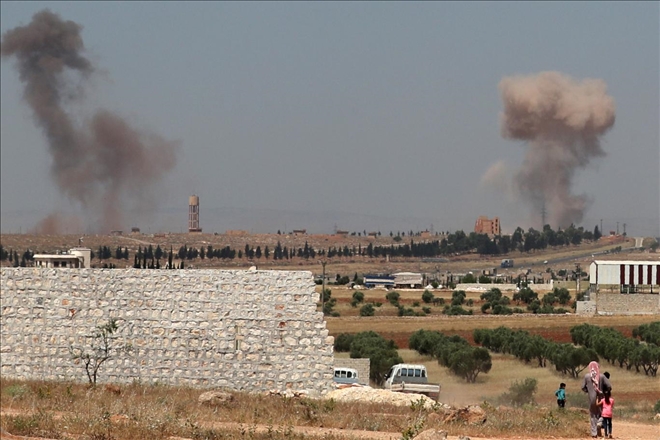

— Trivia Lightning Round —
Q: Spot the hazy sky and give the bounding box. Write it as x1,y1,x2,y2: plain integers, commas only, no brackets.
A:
1,2,658,236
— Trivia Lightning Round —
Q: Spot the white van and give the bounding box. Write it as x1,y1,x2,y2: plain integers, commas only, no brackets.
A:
384,363,428,387
383,363,440,399
333,367,360,384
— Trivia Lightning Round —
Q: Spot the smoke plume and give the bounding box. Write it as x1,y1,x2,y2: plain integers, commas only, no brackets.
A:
1,10,178,233
490,71,615,228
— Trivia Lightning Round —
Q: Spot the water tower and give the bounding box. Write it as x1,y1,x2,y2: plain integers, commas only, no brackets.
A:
188,195,202,233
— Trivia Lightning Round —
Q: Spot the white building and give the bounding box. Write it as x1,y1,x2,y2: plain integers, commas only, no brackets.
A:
32,248,92,269
393,272,423,289
589,260,660,293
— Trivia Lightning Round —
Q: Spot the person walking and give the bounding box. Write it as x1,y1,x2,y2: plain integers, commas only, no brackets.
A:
555,382,566,408
597,390,614,439
582,361,612,438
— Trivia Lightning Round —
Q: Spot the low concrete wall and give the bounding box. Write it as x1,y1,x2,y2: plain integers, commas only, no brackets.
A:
333,358,370,386
576,301,597,316
595,292,660,315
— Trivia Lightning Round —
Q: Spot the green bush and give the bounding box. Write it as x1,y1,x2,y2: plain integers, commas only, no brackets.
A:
443,305,472,315
412,301,420,307
360,303,375,317
654,399,660,413
386,291,400,305
421,289,434,304
451,290,466,306
499,378,538,407
334,333,354,352
422,307,432,315
352,291,365,304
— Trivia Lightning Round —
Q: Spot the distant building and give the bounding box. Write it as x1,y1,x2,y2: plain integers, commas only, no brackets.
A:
393,272,423,288
363,275,395,289
32,248,92,269
188,195,202,233
590,260,660,293
335,230,349,236
474,216,500,236
131,227,140,234
293,229,307,235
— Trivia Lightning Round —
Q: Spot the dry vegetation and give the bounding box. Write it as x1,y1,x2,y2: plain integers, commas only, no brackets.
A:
2,376,657,440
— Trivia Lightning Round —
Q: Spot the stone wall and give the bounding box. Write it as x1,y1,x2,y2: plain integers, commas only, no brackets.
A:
575,300,597,316
0,268,335,396
333,358,370,385
594,292,660,315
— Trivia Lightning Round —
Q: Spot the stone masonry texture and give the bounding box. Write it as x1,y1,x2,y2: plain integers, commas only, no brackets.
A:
0,268,335,396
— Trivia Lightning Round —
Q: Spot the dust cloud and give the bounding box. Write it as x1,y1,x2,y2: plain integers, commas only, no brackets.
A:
484,71,615,228
1,10,179,233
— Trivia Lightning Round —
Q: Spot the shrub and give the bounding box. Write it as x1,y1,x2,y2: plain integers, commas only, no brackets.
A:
431,281,439,289
334,333,354,352
451,290,466,306
398,306,417,317
654,399,660,413
421,289,434,304
422,307,432,315
349,331,402,385
360,303,375,317
412,301,420,307
352,291,365,304
443,305,472,315
432,297,445,306
69,318,132,385
386,291,400,305
499,378,538,407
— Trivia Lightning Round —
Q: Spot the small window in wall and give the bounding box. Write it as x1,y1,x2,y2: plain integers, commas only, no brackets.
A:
414,369,421,377
61,261,67,267
53,261,60,267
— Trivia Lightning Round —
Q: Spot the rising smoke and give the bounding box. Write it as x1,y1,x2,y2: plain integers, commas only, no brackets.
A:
1,10,178,233
484,71,615,228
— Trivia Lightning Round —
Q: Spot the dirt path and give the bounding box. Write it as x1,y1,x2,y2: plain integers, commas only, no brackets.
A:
2,409,658,440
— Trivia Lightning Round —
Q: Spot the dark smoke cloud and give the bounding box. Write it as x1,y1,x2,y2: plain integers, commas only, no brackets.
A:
485,71,615,228
1,10,178,233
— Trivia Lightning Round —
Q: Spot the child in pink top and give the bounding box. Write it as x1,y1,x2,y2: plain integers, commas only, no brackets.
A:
597,390,614,438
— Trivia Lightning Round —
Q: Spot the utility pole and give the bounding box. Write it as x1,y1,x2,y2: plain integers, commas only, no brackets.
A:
616,222,619,235
575,263,581,294
623,223,627,236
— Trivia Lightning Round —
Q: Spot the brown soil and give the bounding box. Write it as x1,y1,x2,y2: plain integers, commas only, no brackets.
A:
1,413,658,440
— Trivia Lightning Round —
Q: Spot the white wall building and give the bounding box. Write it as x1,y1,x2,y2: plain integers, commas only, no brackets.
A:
589,260,660,293
32,248,92,269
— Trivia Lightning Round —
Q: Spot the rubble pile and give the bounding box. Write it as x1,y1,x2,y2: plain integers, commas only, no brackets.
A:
324,386,451,410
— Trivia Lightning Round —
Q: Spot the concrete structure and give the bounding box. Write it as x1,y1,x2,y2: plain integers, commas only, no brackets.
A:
333,358,370,386
393,272,423,289
0,268,334,395
188,195,202,233
474,216,501,236
576,292,659,316
32,248,92,269
589,260,660,293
